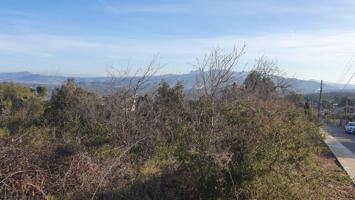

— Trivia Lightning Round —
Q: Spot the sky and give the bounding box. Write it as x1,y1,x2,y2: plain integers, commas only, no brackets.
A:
0,0,355,83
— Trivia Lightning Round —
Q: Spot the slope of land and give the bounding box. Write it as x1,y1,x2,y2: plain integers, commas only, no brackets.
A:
1,71,354,94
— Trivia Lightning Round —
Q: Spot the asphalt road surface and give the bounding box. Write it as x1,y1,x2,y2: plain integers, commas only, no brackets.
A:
324,125,355,154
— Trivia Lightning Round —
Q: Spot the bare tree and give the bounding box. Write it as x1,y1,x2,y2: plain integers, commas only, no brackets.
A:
195,45,245,128
254,57,290,90
104,57,160,145
106,56,161,98
244,57,290,99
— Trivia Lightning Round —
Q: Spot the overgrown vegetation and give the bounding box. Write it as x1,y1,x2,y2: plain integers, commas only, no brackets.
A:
0,49,353,199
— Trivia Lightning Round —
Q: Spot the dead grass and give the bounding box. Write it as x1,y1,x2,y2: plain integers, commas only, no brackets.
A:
318,142,355,199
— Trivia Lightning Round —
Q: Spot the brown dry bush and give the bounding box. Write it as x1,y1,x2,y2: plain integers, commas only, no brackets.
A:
0,51,353,199
0,80,352,200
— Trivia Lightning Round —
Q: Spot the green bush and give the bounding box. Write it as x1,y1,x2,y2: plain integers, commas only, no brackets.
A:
1,80,352,199
0,127,9,139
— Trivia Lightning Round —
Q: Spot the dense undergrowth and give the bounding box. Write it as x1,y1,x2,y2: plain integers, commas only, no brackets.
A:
0,63,353,199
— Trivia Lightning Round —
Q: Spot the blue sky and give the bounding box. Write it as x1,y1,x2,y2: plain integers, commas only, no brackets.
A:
0,0,355,82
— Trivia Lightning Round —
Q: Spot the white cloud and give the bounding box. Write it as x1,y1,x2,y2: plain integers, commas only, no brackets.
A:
97,0,355,21
103,3,188,14
97,0,190,14
0,30,355,81
0,9,36,18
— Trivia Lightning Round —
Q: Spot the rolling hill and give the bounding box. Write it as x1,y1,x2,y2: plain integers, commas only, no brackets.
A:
0,71,354,95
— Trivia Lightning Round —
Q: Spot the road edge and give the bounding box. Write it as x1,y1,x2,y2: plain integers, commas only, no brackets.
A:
322,127,355,184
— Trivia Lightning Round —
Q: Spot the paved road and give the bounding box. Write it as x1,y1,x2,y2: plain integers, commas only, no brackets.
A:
323,125,355,183
324,125,355,154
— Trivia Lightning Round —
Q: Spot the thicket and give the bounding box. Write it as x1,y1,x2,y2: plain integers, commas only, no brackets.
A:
0,50,351,199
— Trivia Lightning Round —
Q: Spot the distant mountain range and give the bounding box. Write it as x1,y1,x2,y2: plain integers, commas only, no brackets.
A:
0,71,354,95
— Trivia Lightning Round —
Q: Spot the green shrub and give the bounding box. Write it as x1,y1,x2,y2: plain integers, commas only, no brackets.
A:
1,80,351,199
0,127,10,139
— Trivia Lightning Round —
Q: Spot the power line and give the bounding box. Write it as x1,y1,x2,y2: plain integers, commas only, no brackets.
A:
337,53,355,84
341,72,355,92
338,53,355,83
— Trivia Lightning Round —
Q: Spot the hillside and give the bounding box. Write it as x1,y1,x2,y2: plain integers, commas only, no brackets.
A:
1,76,353,199
0,72,353,94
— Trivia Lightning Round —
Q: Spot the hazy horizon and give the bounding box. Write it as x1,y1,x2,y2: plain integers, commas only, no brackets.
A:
0,70,347,85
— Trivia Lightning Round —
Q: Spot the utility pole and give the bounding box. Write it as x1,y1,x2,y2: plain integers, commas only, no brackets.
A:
345,98,348,116
318,80,323,119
